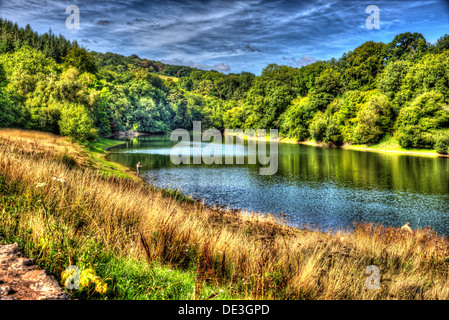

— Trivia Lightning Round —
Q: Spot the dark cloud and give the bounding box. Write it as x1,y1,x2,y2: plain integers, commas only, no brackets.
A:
96,19,112,26
126,18,160,29
244,44,261,52
160,58,231,72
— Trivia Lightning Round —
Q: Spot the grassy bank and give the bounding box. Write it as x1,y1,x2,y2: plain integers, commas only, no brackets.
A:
341,134,447,158
2,129,449,300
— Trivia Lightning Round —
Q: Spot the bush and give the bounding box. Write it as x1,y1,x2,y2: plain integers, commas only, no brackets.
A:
279,97,317,141
309,112,327,142
397,125,435,149
59,104,98,141
352,94,393,144
396,92,449,148
0,91,24,128
435,134,449,154
325,122,343,146
36,107,61,134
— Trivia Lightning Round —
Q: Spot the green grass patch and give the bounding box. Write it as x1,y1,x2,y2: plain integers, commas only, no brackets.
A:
79,138,136,179
93,256,237,300
348,134,440,156
83,137,125,153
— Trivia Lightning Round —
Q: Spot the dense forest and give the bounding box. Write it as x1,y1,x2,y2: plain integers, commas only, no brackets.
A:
1,18,449,154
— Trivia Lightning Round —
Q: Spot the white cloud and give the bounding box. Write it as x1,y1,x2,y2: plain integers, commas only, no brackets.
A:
212,62,231,71
283,55,318,67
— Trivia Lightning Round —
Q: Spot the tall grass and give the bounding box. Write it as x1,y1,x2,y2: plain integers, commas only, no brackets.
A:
1,129,449,300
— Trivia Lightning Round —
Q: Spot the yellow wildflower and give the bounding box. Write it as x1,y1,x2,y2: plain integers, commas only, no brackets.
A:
95,281,108,294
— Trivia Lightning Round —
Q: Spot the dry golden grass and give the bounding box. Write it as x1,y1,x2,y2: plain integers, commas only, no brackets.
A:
0,129,87,167
1,129,449,300
0,129,79,155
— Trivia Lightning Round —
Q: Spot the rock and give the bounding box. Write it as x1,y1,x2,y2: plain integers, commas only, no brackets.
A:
0,243,19,255
0,285,11,296
111,130,152,139
113,130,140,138
0,243,70,300
0,256,15,265
11,258,37,271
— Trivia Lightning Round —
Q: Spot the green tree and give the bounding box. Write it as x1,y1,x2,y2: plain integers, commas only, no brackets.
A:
59,104,98,141
386,32,428,62
309,111,328,142
395,51,449,107
396,91,449,148
434,133,449,154
343,41,386,91
280,96,317,140
309,67,343,111
0,46,61,97
352,93,393,144
63,46,97,74
377,60,411,114
430,34,449,54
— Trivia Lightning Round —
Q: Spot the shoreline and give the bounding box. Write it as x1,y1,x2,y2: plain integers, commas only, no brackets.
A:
99,136,303,231
103,130,449,158
98,135,446,237
225,132,449,158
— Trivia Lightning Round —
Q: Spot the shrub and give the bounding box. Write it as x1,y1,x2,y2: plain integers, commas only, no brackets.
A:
309,111,328,142
396,92,449,148
59,104,98,141
435,133,449,154
396,125,435,149
352,94,393,144
36,107,61,134
279,97,317,141
325,122,343,146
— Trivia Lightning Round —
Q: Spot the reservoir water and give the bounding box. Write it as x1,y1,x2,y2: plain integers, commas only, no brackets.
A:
106,135,449,235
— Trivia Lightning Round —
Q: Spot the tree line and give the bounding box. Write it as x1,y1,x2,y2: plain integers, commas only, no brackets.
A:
1,18,449,154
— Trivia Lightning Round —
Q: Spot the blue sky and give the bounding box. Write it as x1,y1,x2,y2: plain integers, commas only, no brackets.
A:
1,0,448,75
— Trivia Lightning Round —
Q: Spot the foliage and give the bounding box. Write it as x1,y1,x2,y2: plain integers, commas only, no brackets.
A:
352,93,393,144
59,104,98,141
434,132,449,155
396,92,449,148
309,111,328,142
280,97,316,140
430,34,449,54
1,19,448,151
343,41,386,91
385,32,428,62
63,46,97,74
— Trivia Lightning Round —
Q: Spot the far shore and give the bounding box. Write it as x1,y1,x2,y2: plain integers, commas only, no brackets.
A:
225,131,449,158
102,130,449,159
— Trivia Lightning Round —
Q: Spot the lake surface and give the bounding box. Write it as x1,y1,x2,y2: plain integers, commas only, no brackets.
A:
106,135,449,235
